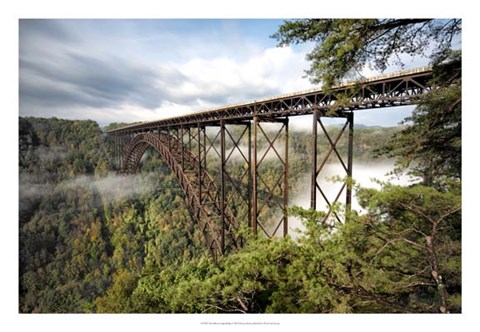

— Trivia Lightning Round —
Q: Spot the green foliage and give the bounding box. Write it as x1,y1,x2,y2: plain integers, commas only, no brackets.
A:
272,23,461,312
375,51,461,184
19,117,113,312
19,117,110,179
95,269,139,312
272,19,461,88
19,117,206,312
19,115,460,313
96,178,460,313
100,234,344,313
103,122,141,132
354,182,461,312
289,180,461,313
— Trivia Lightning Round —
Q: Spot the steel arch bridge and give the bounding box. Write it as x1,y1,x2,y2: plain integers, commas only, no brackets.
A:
107,67,434,258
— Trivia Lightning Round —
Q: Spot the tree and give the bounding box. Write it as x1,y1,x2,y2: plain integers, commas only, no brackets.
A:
275,19,462,313
273,19,462,185
95,269,138,313
272,19,461,88
354,183,461,313
375,51,461,184
287,179,462,313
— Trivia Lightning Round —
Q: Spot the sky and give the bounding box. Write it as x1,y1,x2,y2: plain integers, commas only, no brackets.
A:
19,19,425,127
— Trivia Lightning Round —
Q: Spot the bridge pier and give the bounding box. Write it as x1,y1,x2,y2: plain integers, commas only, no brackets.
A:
220,119,226,254
252,116,258,236
310,111,354,226
252,115,289,238
346,112,354,216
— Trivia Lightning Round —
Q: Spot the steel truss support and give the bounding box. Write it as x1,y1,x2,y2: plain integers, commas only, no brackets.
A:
111,134,118,170
346,112,354,215
252,116,289,238
197,124,205,220
224,121,251,247
310,111,354,225
105,67,442,260
111,113,352,257
119,133,126,169
121,132,242,259
202,121,251,252
117,133,122,170
220,120,226,253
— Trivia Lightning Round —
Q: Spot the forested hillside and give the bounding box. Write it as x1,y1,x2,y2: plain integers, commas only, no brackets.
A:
19,115,460,313
19,117,203,312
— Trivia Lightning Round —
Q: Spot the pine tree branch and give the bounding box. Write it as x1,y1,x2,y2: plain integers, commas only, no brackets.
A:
375,19,432,31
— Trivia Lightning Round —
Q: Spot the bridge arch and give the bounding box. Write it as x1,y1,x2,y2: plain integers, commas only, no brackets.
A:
122,132,240,258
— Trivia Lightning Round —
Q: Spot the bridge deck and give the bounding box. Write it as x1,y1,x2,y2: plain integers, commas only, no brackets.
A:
107,67,432,134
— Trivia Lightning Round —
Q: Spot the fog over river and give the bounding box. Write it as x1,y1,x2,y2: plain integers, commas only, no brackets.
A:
288,161,416,237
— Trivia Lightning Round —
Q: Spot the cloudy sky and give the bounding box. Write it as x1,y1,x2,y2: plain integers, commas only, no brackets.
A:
19,19,427,127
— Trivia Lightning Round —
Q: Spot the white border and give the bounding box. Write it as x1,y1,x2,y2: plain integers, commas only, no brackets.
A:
3,1,478,331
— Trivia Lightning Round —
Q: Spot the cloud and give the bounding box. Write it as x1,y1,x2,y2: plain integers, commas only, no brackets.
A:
174,46,313,104
18,20,438,128
19,19,78,47
19,20,315,124
288,160,418,238
20,51,178,109
66,174,156,202
20,173,155,204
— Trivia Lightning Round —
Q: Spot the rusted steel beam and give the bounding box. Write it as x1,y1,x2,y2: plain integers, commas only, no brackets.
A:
121,132,241,257
181,125,185,170
346,112,354,215
311,110,318,210
283,117,289,236
310,114,353,225
197,123,203,210
220,119,226,254
247,122,252,232
251,117,289,238
252,116,258,236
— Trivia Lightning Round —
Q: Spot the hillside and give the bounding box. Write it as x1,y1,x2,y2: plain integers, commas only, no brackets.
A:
18,116,460,313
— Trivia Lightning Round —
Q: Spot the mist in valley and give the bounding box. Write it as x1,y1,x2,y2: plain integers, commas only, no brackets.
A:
288,160,416,238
